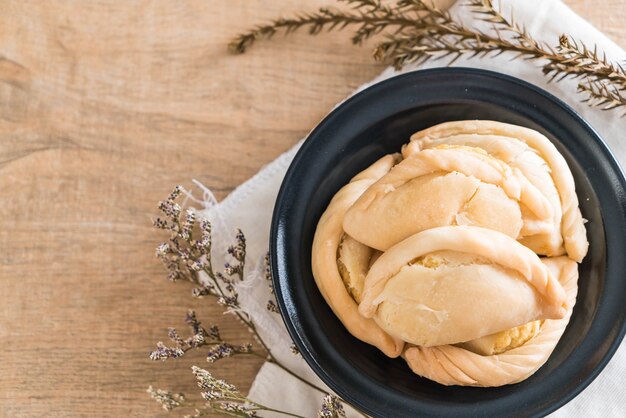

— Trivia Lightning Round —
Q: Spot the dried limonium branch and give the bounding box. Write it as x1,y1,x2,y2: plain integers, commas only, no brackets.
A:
263,252,281,314
290,344,301,356
192,366,310,418
151,186,368,417
318,395,347,418
229,0,626,112
154,187,251,323
150,310,257,364
152,187,321,376
147,386,185,411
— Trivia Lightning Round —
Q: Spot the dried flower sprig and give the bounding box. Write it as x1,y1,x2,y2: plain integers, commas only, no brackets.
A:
150,310,258,364
150,186,368,417
290,344,301,356
230,0,626,112
191,366,314,418
152,186,326,393
163,367,352,418
579,78,626,110
229,0,418,54
318,395,347,418
263,252,281,314
150,310,211,360
147,386,186,411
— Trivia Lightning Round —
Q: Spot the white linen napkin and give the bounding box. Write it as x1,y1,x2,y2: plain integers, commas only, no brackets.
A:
194,0,626,416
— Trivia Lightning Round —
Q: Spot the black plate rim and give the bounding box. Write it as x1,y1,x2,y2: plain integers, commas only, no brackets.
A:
270,67,626,418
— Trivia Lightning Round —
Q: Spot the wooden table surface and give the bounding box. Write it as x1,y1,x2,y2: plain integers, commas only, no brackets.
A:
0,1,623,417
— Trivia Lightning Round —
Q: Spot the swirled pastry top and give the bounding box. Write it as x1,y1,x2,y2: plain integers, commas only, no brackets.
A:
403,120,588,262
403,256,579,386
358,226,567,347
343,145,554,252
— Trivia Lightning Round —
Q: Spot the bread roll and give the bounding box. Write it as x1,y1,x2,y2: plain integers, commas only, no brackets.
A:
310,120,588,387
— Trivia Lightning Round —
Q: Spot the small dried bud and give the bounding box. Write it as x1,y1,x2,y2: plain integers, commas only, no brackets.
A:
226,229,246,265
192,366,238,393
206,342,253,363
197,220,212,249
153,218,169,229
180,209,196,241
185,310,202,334
150,341,185,361
156,242,170,258
195,235,211,251
266,300,280,313
217,402,258,416
207,325,221,340
158,200,182,219
206,343,235,363
191,284,215,298
216,295,238,307
224,262,243,277
187,332,206,348
189,259,205,272
147,386,185,411
167,185,183,201
168,328,184,346
318,394,346,418
264,252,272,281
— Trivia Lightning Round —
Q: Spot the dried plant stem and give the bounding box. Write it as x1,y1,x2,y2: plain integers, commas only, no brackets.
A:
224,402,308,418
199,248,368,417
151,186,370,417
191,366,311,417
203,266,329,396
229,0,626,112
578,79,626,109
229,0,427,54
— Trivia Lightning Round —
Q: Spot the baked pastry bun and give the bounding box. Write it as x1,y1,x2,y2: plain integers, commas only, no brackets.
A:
403,256,578,386
358,226,567,347
310,120,588,387
404,120,588,261
344,145,554,252
311,154,404,357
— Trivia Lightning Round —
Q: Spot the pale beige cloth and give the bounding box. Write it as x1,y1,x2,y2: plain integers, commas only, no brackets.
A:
195,0,625,416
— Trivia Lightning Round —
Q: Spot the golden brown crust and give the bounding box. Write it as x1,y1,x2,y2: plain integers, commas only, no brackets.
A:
357,226,567,347
407,120,588,262
343,146,549,251
359,226,566,319
311,154,404,357
403,257,578,386
457,320,542,356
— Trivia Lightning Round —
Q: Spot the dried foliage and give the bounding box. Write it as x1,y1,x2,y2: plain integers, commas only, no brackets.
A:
147,387,186,411
149,187,362,417
230,0,626,112
318,395,347,418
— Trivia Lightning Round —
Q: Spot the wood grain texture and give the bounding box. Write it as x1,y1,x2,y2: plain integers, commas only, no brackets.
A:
0,1,623,417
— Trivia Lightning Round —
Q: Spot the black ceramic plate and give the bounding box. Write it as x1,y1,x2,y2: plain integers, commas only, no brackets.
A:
270,68,626,418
